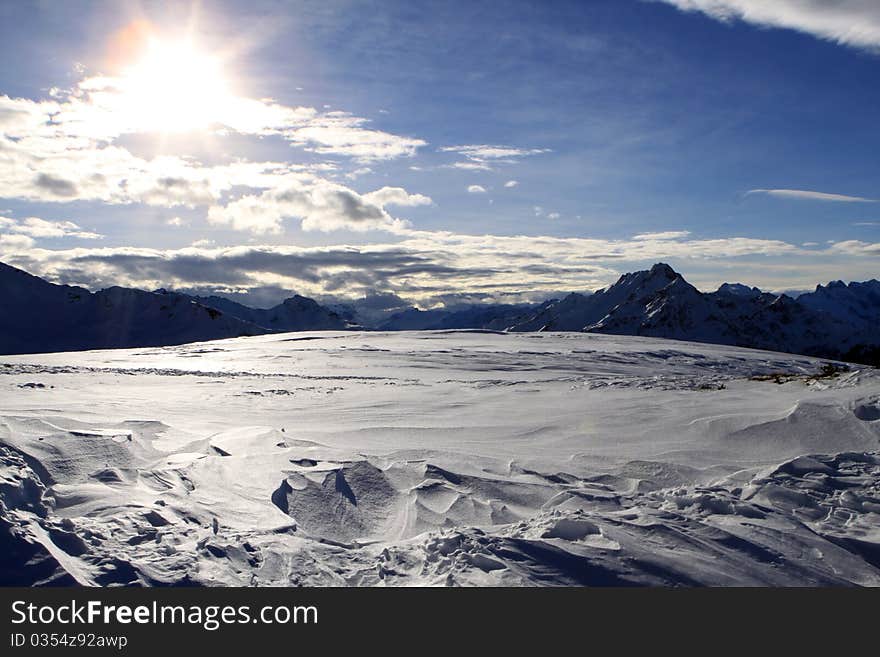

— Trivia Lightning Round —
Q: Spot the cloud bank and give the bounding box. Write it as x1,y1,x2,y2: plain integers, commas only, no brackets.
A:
3,228,877,306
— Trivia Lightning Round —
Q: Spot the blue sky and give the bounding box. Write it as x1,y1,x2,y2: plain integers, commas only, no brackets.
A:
0,0,878,306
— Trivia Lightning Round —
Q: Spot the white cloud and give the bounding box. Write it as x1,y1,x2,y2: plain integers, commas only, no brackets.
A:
827,239,880,256
441,144,550,171
166,217,186,227
0,234,35,250
42,75,423,166
445,161,493,171
633,230,692,240
345,167,373,180
504,180,519,188
284,111,426,162
467,185,487,194
0,95,59,136
0,216,102,240
399,229,809,262
0,124,296,207
207,178,418,234
654,1,880,51
362,186,432,208
443,144,550,160
746,188,876,202
547,212,560,220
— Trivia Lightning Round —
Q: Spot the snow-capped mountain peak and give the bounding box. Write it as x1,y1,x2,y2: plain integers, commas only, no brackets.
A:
506,262,878,365
716,282,763,298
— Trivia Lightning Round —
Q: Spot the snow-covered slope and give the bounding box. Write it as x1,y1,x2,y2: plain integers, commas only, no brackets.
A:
2,330,878,586
0,262,265,355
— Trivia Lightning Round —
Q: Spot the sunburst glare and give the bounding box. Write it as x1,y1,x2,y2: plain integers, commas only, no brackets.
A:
116,38,229,132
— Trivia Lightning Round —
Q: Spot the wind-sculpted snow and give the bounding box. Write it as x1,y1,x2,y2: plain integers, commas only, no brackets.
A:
1,331,878,586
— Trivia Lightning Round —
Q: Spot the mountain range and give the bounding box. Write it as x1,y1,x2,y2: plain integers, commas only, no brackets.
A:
0,260,877,364
155,289,348,332
0,261,267,355
504,263,878,365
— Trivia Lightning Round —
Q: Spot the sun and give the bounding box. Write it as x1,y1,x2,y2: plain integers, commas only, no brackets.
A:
116,37,230,132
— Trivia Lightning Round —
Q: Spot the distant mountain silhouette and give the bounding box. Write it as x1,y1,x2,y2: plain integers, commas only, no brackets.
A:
155,290,348,332
0,261,342,355
1,260,877,364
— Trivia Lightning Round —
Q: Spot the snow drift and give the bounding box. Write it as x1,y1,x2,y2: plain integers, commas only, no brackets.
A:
1,330,878,586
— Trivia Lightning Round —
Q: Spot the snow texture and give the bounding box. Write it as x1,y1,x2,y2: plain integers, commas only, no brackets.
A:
2,330,879,586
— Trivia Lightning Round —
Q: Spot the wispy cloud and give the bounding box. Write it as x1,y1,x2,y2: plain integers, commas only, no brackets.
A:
446,161,492,171
467,185,487,194
827,239,880,256
443,145,550,160
653,1,880,52
504,180,519,188
632,230,691,240
441,144,550,171
0,216,102,240
284,111,426,162
746,188,876,202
